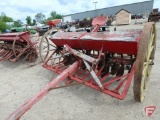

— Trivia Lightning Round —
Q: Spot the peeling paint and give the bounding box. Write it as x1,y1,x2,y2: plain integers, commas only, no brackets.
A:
50,30,141,42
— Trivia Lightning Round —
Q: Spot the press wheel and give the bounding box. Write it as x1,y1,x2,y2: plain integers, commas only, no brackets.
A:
134,22,156,102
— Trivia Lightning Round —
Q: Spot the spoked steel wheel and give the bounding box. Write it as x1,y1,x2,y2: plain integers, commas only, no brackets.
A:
134,22,156,102
12,32,38,62
39,28,64,61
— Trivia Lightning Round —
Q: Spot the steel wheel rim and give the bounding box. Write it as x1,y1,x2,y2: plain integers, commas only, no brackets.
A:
134,23,156,102
140,25,156,101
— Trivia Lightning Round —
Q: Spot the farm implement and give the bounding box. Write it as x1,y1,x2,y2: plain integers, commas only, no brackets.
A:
6,16,156,119
0,31,38,62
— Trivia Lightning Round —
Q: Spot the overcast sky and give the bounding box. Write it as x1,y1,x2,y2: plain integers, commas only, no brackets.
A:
0,0,159,23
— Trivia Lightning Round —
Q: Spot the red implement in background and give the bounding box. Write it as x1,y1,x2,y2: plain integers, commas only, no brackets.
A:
0,32,38,62
46,19,62,28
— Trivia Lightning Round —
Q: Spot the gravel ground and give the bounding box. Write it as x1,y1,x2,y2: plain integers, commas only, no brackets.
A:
0,19,160,120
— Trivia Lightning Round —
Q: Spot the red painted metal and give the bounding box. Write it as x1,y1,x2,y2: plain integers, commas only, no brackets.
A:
91,25,100,32
0,32,38,62
46,19,61,28
50,30,141,55
6,61,79,120
6,15,142,119
44,16,141,99
43,58,135,100
91,15,108,26
0,32,30,43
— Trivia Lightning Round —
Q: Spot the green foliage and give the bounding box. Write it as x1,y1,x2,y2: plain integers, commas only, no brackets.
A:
35,13,45,23
0,16,13,22
13,20,23,27
32,19,36,25
0,12,13,32
47,17,52,21
26,16,32,25
0,12,13,22
0,20,7,32
56,14,62,19
41,19,47,24
47,11,62,20
6,24,13,30
50,11,57,19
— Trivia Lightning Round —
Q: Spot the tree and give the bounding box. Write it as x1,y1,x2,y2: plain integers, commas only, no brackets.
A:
13,20,23,27
32,19,36,25
41,19,47,24
47,11,62,20
0,12,13,22
0,20,7,32
56,14,62,19
0,12,13,32
2,16,13,22
35,13,45,23
50,11,56,19
26,16,31,25
1,16,13,22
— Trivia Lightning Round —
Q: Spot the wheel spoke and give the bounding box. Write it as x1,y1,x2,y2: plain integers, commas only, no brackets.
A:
147,46,154,60
143,63,148,76
48,43,56,48
42,49,56,52
43,40,56,48
41,46,48,50
39,28,60,61
147,33,154,60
